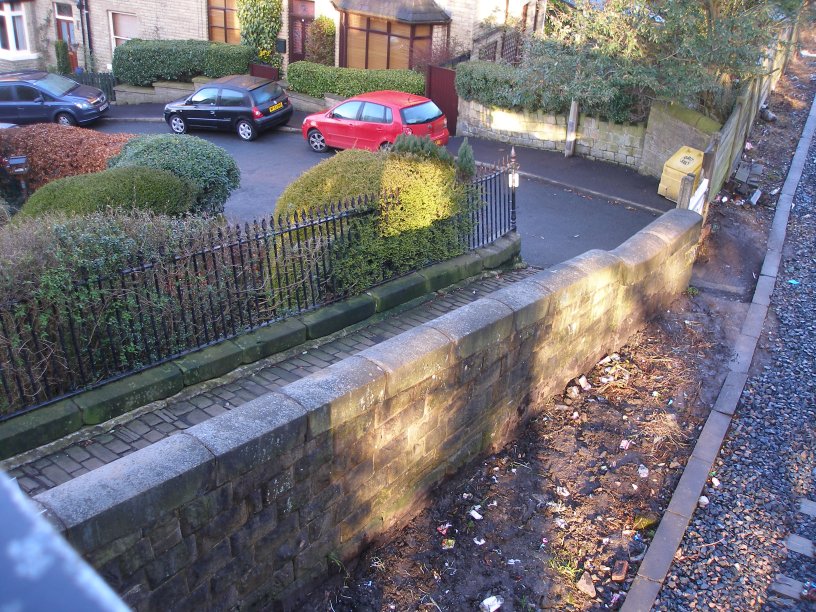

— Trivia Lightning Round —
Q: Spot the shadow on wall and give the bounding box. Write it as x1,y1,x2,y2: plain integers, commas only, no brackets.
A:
30,209,702,610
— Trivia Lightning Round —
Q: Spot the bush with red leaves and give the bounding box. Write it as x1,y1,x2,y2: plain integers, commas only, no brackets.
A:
0,124,134,191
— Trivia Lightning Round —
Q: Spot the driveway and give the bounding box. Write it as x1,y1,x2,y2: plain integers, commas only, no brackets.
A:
95,120,670,268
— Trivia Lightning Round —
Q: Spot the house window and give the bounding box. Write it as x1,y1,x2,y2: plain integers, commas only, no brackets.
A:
54,3,76,46
0,2,29,54
110,12,138,50
208,0,240,44
343,14,432,70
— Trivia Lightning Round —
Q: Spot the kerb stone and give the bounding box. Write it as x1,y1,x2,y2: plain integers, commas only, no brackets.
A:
300,294,376,340
174,341,244,387
232,319,308,364
75,363,184,425
0,398,82,460
366,273,429,313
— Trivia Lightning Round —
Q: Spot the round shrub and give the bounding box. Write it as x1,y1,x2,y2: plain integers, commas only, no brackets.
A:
19,167,198,218
108,134,240,215
305,16,336,66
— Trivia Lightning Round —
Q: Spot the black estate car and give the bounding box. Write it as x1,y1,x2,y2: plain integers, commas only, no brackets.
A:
0,71,108,126
163,75,293,141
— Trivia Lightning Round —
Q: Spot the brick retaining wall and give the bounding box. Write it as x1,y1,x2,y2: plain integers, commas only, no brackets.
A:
33,210,702,610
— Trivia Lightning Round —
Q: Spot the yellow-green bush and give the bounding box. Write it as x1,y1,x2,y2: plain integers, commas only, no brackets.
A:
275,148,468,295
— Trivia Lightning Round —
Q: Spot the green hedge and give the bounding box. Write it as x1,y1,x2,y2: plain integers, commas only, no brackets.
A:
112,39,253,86
455,61,541,112
19,167,198,218
108,134,240,215
287,61,424,98
204,44,255,78
275,148,467,295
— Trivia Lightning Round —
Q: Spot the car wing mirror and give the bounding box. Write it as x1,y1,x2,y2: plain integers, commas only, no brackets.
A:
34,96,44,104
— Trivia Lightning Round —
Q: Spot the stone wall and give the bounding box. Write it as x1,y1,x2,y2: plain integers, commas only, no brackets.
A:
33,210,702,611
638,102,721,180
87,0,208,71
458,99,647,169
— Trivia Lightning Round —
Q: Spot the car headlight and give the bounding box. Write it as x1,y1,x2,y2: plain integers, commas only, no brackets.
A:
74,101,92,110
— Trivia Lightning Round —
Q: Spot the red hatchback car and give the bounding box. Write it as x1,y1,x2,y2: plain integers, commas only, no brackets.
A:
302,90,449,152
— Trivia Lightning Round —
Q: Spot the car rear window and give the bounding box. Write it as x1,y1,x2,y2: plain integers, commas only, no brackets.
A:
32,73,77,97
251,83,284,106
400,101,443,125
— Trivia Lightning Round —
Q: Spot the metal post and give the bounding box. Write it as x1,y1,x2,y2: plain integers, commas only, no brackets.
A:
510,146,518,232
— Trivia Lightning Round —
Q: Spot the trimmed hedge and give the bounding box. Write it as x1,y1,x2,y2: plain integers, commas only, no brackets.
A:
455,61,540,112
287,61,424,98
19,167,198,218
112,39,253,86
204,44,255,78
108,134,240,215
275,148,467,294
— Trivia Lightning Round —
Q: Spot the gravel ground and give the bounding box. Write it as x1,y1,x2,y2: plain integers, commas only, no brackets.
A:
654,122,816,609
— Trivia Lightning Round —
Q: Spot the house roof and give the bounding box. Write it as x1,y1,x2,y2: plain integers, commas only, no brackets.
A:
331,0,451,24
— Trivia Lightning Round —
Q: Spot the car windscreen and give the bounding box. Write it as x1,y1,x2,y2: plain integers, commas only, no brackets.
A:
32,73,78,97
400,101,443,125
251,83,284,106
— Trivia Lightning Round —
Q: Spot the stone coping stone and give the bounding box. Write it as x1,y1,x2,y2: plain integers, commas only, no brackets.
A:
357,326,452,397
188,392,307,485
74,363,184,426
35,433,215,552
174,340,244,387
367,273,428,313
281,356,386,437
0,399,82,460
427,297,515,359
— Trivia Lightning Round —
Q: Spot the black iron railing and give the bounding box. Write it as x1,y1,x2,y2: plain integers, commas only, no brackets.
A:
0,157,517,418
72,71,117,101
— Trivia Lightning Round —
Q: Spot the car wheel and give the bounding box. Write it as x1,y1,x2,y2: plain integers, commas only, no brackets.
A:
55,112,76,126
379,141,393,152
236,119,257,141
308,129,327,153
169,114,187,135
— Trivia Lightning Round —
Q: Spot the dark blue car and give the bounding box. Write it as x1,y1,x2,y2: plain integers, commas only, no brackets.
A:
0,71,108,126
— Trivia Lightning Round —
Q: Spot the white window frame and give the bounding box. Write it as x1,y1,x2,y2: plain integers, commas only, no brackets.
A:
54,2,77,46
108,11,138,54
0,2,35,59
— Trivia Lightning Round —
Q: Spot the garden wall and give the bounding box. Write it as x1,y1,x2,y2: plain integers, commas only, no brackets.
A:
33,209,702,611
458,99,647,169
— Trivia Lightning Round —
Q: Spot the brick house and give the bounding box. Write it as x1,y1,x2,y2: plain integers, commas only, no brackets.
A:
0,0,538,74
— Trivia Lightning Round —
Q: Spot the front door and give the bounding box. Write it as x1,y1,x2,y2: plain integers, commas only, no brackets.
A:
54,2,79,71
289,0,315,63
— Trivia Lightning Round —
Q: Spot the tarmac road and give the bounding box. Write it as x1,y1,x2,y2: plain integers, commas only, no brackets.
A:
95,120,665,268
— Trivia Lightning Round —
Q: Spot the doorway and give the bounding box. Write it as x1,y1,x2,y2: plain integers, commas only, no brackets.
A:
289,0,315,63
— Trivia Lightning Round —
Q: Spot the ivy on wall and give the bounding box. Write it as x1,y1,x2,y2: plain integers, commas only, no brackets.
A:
237,0,283,68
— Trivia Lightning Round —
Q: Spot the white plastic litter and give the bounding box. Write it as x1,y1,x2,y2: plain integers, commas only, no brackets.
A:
480,595,504,612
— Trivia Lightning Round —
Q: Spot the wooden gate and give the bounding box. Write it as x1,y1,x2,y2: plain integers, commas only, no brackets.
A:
426,65,458,136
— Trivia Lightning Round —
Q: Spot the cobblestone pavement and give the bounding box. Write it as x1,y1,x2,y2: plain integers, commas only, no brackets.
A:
1,268,537,498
